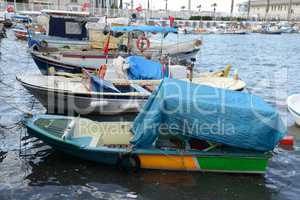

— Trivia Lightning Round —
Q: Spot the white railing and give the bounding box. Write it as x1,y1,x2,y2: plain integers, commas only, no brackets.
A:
0,2,232,19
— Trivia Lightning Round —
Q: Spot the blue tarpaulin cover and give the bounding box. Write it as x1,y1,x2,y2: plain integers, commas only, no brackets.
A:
131,79,286,152
111,25,177,33
127,56,163,80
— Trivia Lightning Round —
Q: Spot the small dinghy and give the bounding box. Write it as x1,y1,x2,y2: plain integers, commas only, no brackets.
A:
25,79,286,174
12,24,29,40
287,94,300,126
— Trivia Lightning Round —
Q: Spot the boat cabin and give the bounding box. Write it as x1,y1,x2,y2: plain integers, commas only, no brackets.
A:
38,9,91,40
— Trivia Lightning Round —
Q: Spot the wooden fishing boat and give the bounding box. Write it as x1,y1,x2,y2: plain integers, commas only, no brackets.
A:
287,94,300,126
30,25,201,74
17,71,246,115
30,46,200,75
17,74,151,115
25,79,286,173
30,49,126,74
25,114,271,174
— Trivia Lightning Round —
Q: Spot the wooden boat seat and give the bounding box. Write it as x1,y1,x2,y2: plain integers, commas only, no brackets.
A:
70,118,133,148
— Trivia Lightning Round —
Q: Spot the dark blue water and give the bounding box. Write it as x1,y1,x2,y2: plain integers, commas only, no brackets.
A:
1,30,300,200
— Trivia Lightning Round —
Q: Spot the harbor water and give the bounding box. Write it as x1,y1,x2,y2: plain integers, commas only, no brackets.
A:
1,30,300,200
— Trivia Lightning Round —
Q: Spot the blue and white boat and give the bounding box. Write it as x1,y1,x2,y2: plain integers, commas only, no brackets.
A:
30,25,201,75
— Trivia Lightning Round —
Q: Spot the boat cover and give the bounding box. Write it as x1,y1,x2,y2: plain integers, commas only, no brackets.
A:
127,56,163,80
131,79,286,152
111,25,177,33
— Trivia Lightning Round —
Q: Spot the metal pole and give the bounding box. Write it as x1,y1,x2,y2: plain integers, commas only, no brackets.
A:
188,0,191,11
287,0,292,21
265,0,270,21
165,0,168,16
14,0,16,11
230,0,234,18
212,3,217,21
106,0,109,16
247,0,251,20
90,0,92,15
165,0,168,11
147,0,150,19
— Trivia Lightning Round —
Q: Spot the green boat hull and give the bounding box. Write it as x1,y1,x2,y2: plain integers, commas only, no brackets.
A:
25,115,271,174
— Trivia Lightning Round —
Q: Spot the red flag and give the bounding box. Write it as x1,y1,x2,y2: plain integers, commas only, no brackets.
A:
103,34,111,55
169,16,175,27
135,4,143,12
7,5,14,13
82,2,89,11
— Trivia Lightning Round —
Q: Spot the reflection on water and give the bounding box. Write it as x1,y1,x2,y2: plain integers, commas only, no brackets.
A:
1,30,300,199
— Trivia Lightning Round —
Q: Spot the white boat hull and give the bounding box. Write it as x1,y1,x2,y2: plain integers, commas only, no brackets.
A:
20,80,146,115
287,94,300,126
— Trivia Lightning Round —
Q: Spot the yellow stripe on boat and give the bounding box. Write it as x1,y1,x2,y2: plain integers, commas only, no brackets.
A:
139,155,198,170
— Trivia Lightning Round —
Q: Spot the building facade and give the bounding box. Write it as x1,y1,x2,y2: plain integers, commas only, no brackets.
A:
250,0,300,20
96,0,119,8
24,0,87,11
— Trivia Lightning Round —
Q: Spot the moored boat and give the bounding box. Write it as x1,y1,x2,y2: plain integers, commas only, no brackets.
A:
219,30,248,35
30,25,201,74
27,9,91,49
12,24,28,40
17,65,246,115
25,114,272,173
18,73,151,115
287,94,300,126
25,79,286,173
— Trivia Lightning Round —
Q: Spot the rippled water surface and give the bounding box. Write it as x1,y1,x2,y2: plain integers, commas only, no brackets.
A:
1,30,300,200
